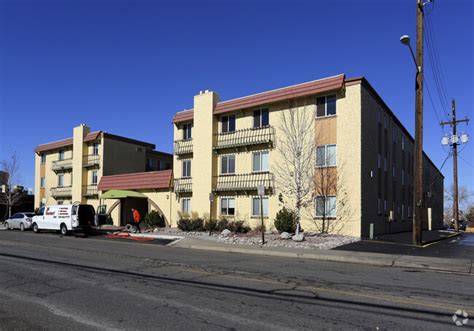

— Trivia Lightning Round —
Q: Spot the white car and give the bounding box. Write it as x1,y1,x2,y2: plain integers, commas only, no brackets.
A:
4,212,36,231
32,204,96,235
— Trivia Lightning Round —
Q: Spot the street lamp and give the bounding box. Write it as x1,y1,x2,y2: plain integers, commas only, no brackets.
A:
400,35,420,73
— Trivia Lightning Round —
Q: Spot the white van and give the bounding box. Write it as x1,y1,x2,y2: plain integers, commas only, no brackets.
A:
32,204,96,235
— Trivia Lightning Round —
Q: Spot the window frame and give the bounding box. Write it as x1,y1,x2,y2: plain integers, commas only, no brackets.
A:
221,115,236,133
253,108,269,128
221,155,236,175
315,195,337,218
251,196,269,217
183,123,192,140
58,174,64,187
316,144,337,168
220,197,236,216
181,198,191,214
92,142,99,155
181,159,191,178
252,151,269,173
316,94,337,118
91,170,98,185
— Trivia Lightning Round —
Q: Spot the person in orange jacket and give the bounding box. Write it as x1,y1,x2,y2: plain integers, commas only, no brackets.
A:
131,208,141,233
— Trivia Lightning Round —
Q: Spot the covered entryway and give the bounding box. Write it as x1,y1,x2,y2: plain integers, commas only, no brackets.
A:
101,190,149,226
98,170,173,227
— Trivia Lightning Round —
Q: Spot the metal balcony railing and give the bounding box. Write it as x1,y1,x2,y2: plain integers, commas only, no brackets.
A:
213,172,274,193
51,186,72,198
214,126,275,151
51,158,73,172
82,185,98,197
173,177,192,193
83,154,100,168
174,139,193,155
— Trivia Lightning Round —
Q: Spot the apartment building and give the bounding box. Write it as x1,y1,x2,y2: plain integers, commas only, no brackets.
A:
171,74,444,238
34,124,172,214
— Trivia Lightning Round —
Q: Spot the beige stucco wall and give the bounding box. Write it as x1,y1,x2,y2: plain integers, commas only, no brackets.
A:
102,137,146,176
172,91,363,236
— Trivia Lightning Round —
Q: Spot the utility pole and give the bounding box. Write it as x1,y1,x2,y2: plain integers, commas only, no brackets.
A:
440,99,470,232
413,0,425,246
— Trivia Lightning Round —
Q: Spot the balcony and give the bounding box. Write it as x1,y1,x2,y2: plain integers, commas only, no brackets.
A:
214,126,275,152
174,139,193,156
51,186,72,198
83,154,100,168
51,158,73,172
82,185,98,197
174,177,192,193
213,172,274,193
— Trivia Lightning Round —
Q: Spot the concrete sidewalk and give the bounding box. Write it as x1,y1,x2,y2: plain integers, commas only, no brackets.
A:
170,236,473,275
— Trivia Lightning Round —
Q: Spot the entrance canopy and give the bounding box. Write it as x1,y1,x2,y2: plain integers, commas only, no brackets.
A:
101,189,147,199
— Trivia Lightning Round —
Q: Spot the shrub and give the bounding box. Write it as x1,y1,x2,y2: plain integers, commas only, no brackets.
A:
231,220,251,233
254,224,266,233
216,218,229,232
190,218,204,231
178,218,193,231
144,210,166,228
274,207,296,233
178,218,204,232
204,219,218,233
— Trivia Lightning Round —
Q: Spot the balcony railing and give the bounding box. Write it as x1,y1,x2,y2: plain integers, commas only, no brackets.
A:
51,186,72,198
174,177,192,193
174,139,193,155
213,172,274,193
83,154,100,168
214,126,275,151
82,185,98,197
51,158,73,172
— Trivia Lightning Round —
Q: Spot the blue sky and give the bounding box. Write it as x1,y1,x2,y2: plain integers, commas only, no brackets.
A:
0,0,472,194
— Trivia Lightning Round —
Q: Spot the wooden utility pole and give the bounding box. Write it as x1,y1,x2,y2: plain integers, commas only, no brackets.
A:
413,0,425,246
440,99,470,232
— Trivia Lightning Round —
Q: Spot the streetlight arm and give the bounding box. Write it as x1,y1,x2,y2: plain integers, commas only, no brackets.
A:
407,44,421,73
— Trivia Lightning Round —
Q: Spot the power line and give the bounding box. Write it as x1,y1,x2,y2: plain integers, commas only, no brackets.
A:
458,154,474,169
424,13,452,119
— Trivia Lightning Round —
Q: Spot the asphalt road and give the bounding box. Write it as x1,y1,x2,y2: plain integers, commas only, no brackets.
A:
335,233,474,259
0,230,472,330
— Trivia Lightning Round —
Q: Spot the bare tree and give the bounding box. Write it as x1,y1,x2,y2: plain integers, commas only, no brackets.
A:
275,98,316,236
444,184,473,222
0,153,25,219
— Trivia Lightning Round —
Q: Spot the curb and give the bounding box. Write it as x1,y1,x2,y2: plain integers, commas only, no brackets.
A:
173,242,473,274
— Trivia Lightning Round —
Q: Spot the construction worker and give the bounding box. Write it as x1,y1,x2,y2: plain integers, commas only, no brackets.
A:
131,208,141,233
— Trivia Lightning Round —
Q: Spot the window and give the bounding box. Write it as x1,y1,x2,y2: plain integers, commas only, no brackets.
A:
58,149,65,161
181,198,191,214
146,158,154,171
315,196,336,218
252,151,269,172
316,145,336,167
182,160,191,178
221,115,236,133
316,94,337,117
40,153,46,164
220,197,235,216
384,200,387,213
251,196,268,216
40,177,45,188
253,109,269,128
91,170,98,185
377,198,381,214
183,123,192,140
93,143,99,155
58,174,64,187
402,204,405,221
221,155,235,175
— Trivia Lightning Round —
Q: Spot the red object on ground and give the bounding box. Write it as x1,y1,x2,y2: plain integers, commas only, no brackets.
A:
105,233,155,241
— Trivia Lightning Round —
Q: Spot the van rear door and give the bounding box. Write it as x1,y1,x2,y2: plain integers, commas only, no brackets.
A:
78,204,95,228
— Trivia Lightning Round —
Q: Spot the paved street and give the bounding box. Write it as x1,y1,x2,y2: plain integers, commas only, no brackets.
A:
336,233,474,259
0,230,473,330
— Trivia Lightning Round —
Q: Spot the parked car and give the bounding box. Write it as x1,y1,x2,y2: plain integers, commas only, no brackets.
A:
32,204,96,235
4,212,36,231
